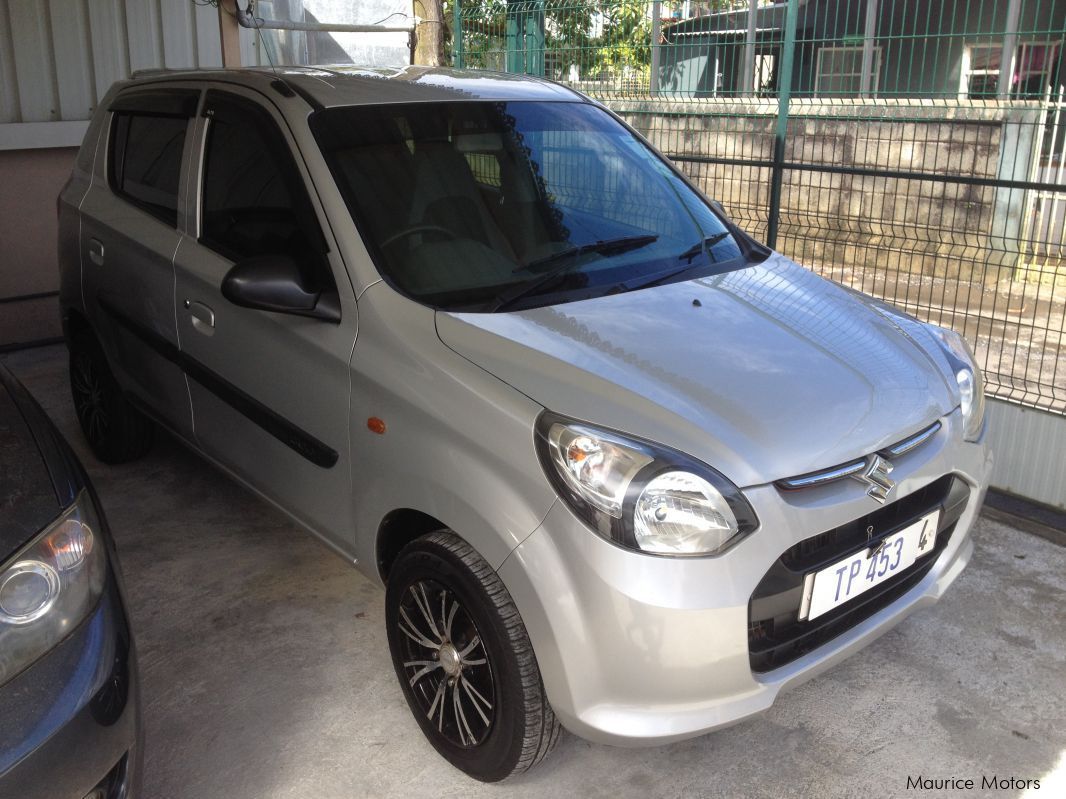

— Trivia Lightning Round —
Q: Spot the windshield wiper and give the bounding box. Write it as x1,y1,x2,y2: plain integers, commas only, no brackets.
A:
601,233,739,296
512,234,660,274
599,232,732,295
490,235,658,312
676,231,732,264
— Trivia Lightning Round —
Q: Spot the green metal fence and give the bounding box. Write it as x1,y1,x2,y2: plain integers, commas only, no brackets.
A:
450,0,1066,415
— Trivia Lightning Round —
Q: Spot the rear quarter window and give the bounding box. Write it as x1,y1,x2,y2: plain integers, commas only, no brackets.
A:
109,113,187,226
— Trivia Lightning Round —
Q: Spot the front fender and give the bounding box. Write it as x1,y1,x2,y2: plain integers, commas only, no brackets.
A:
348,285,556,582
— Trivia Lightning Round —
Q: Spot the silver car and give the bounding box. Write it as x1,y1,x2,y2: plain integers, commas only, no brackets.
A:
57,66,992,782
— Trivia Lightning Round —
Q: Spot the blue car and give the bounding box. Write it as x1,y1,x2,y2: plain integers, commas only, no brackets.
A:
0,362,141,798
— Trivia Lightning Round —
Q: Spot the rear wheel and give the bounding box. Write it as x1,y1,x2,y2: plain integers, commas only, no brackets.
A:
385,531,560,782
69,331,154,464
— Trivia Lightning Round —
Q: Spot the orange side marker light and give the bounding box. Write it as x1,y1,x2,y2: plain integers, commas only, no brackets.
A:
367,417,387,435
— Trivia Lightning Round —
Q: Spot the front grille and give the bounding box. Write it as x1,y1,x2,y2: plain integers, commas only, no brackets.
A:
748,475,969,673
775,421,941,491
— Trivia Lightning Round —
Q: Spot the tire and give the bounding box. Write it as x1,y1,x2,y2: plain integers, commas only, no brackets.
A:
69,331,154,464
385,531,561,782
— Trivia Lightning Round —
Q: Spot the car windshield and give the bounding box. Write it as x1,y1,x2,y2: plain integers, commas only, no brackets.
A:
311,101,747,311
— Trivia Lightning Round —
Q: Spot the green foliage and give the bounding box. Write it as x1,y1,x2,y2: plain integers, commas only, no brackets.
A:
448,0,766,79
449,0,649,79
592,2,651,78
445,0,505,69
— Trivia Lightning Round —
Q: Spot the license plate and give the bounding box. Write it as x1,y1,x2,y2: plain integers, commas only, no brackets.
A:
800,510,941,621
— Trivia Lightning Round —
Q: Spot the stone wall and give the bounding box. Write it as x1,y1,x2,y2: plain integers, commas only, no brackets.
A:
608,97,1044,284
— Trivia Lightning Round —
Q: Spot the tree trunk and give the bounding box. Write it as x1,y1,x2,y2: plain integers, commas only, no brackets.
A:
413,0,445,66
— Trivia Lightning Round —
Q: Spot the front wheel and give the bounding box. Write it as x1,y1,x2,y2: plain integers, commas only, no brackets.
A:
385,531,560,782
69,331,154,464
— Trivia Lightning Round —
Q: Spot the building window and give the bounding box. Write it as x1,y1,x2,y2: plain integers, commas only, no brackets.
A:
754,52,777,96
961,42,1062,99
815,45,881,97
960,45,1000,98
1015,42,1061,98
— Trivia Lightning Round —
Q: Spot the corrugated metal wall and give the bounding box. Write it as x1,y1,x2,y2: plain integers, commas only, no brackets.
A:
986,400,1066,511
0,0,261,125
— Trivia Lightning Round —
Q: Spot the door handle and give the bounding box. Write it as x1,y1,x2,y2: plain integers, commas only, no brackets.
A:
186,300,215,336
88,238,104,266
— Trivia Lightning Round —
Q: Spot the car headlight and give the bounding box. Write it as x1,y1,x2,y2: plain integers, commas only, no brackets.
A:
929,326,986,442
535,413,758,556
0,490,106,686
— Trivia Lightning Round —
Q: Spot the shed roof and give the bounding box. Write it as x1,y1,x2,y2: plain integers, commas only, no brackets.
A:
664,1,803,38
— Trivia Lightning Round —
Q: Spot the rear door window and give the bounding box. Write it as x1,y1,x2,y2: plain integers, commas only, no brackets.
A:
108,90,197,226
109,115,187,225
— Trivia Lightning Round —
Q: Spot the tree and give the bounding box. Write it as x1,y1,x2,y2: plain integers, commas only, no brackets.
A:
443,0,751,81
414,0,446,66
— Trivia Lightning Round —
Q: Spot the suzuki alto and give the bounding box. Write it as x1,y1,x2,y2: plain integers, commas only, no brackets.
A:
57,66,991,782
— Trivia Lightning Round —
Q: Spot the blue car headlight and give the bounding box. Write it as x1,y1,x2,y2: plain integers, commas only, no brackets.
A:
0,490,106,686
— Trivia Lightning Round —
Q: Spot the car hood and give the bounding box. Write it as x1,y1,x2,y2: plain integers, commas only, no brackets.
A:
0,377,62,558
435,255,960,488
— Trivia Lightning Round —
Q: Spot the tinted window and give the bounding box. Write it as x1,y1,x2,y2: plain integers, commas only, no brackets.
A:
110,113,187,225
312,102,743,311
200,96,324,268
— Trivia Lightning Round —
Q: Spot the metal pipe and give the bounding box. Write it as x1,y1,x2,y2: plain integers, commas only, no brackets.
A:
860,0,878,97
650,1,662,95
997,0,1022,100
453,0,464,68
742,0,758,96
669,155,1066,195
766,0,800,249
234,3,414,34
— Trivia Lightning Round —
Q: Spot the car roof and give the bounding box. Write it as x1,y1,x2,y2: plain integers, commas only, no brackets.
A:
128,65,589,108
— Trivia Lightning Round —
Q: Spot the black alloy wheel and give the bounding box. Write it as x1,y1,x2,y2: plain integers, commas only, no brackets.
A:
396,579,495,747
69,331,154,463
70,344,110,445
385,531,560,781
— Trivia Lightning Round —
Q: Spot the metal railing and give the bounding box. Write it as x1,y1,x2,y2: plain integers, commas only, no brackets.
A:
450,0,1066,415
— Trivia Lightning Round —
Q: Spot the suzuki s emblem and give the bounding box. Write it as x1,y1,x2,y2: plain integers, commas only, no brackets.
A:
854,455,895,504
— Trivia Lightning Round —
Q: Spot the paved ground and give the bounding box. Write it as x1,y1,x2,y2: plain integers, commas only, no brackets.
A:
4,345,1065,799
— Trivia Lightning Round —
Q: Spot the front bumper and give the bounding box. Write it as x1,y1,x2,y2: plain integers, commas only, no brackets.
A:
498,410,992,746
0,566,142,799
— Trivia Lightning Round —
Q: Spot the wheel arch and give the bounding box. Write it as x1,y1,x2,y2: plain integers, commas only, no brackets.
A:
376,508,450,583
62,306,92,343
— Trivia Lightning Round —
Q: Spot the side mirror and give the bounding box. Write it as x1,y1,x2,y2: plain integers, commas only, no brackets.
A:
221,255,340,322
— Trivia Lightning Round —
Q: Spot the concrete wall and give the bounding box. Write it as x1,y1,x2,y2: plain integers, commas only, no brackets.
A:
0,147,77,347
613,97,1020,280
